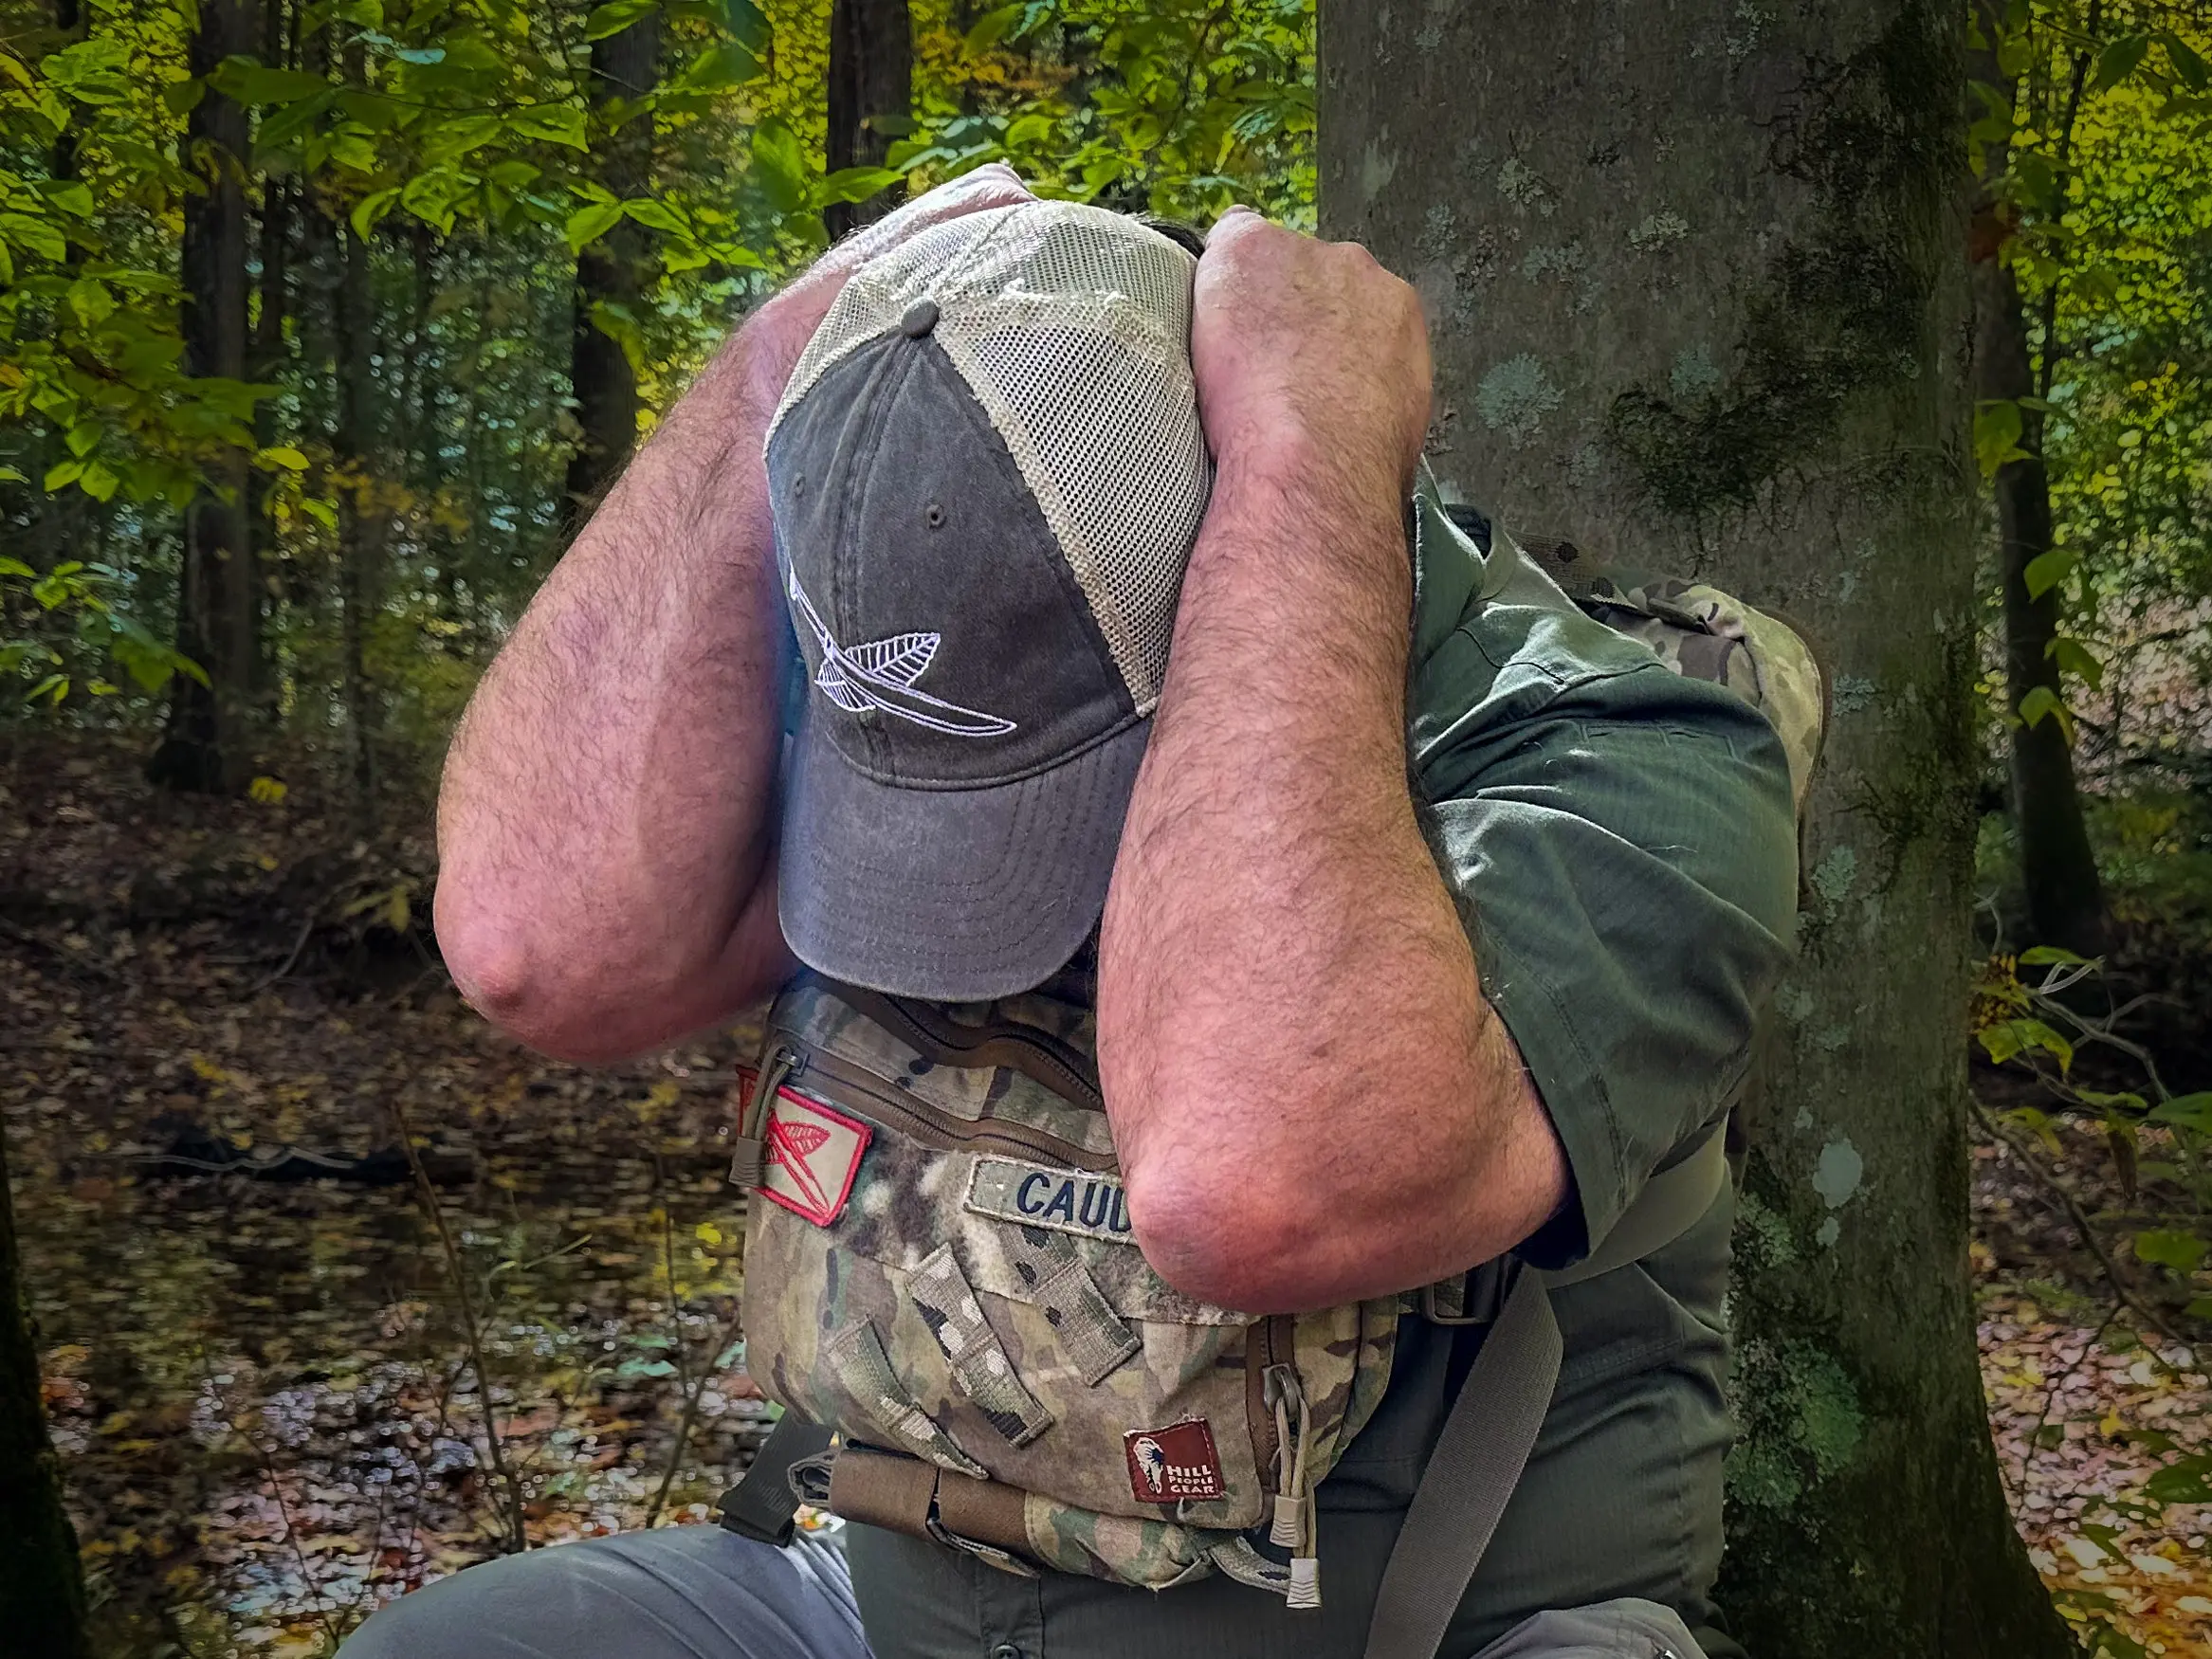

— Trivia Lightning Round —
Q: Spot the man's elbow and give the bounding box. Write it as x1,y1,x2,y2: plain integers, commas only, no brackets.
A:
432,880,643,1065
1124,1155,1351,1312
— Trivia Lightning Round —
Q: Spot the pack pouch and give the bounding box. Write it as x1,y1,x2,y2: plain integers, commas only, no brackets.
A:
730,975,1400,1596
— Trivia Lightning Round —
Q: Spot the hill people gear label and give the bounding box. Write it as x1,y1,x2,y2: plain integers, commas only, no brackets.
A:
759,1086,870,1228
1125,1419,1227,1504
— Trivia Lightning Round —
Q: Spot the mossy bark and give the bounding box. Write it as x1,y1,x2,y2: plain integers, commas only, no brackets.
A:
1320,2,2076,1654
0,1124,92,1658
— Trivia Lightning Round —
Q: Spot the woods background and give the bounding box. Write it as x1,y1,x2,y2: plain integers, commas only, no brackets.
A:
3,1,2211,1656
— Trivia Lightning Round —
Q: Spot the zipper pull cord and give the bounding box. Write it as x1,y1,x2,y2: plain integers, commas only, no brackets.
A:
729,1047,799,1189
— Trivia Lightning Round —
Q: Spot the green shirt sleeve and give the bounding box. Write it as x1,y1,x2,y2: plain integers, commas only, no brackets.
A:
1406,485,1798,1267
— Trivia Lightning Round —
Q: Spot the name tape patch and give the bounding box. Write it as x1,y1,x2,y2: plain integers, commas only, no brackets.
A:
966,1158,1132,1245
759,1086,871,1228
1124,1418,1226,1504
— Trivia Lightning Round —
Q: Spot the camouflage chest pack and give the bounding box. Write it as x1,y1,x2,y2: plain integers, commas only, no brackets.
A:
716,518,1827,1658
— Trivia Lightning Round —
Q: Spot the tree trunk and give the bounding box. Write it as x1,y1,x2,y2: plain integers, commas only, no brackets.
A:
1978,250,2107,956
826,0,912,241
561,9,659,535
153,0,259,793
1321,3,2075,1656
0,1127,92,1659
247,0,295,681
333,182,382,827
1968,6,2107,958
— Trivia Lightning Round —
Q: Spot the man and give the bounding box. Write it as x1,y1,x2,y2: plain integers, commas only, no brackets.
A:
346,166,1796,1659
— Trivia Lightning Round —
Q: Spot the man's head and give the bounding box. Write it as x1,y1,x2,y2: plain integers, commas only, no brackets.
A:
764,199,1212,1001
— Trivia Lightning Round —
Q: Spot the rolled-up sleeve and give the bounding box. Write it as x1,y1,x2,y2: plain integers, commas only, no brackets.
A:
1409,510,1798,1267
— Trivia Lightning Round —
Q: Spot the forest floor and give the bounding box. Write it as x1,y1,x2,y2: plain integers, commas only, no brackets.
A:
4,734,2210,1659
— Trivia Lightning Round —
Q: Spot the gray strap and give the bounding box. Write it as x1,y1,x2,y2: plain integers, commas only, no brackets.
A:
1362,1267,1563,1659
1364,1136,1730,1658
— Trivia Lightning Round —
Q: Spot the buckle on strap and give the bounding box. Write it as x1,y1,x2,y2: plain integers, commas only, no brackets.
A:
1418,1257,1515,1326
715,1414,835,1545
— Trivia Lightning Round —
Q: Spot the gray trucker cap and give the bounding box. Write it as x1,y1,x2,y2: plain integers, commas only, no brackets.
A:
763,201,1212,1000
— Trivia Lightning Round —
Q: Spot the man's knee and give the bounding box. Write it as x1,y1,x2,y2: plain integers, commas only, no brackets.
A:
338,1526,869,1659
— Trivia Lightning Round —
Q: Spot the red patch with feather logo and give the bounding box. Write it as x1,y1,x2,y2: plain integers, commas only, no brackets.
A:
757,1086,871,1227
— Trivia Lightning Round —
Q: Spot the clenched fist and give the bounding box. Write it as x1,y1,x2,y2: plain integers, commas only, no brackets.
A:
1189,209,1433,507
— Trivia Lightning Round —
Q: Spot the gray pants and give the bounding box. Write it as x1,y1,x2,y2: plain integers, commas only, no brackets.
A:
335,1524,1707,1659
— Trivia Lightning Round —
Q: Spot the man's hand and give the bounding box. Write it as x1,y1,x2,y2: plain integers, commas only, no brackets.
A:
1189,209,1433,506
743,165,1037,413
1098,213,1566,1312
434,169,1033,1064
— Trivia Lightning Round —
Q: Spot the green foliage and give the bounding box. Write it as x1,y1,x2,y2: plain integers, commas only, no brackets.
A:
0,555,203,705
901,0,1314,226
1972,0,2212,743
0,0,1320,786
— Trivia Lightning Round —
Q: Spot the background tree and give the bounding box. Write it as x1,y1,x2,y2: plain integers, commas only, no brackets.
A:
563,0,664,530
825,0,911,239
1322,0,2077,1653
150,0,258,793
0,1126,91,1659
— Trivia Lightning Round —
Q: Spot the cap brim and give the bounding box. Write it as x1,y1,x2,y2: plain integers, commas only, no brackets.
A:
778,713,1148,1001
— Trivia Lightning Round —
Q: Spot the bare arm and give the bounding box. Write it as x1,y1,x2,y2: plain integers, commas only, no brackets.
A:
436,168,1036,1063
1097,211,1568,1311
432,317,797,1064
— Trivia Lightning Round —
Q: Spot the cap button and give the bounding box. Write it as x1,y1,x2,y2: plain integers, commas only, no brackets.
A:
900,299,941,338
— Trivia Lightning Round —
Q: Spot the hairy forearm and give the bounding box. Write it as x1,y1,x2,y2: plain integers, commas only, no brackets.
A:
1098,447,1562,1309
434,325,795,1063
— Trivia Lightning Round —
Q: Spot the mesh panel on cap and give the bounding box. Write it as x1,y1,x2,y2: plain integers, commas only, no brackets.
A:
768,201,1210,709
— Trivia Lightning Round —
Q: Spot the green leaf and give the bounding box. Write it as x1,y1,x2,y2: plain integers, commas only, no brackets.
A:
2022,546,2077,600
1974,399,2030,478
817,165,902,206
2132,1230,2206,1272
750,120,809,217
2050,637,2104,691
64,420,100,458
24,673,67,707
2018,944,2092,966
0,212,68,264
78,460,117,502
65,278,113,328
351,187,400,242
2092,33,2150,95
2148,1093,2212,1135
0,556,35,575
2143,1452,2212,1504
229,64,336,105
1977,1015,2074,1070
510,103,589,150
2016,684,2073,741
622,198,690,234
162,76,206,116
2164,33,2211,93
42,460,82,491
38,181,96,219
2008,151,2059,215
722,0,770,55
583,0,657,40
962,3,1023,53
565,200,626,253
678,41,759,92
255,446,309,471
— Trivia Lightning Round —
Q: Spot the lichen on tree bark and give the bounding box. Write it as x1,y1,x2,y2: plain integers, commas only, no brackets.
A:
1320,0,2076,1652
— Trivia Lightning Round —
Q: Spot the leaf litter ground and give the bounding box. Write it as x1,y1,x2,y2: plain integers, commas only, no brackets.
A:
4,736,2207,1656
